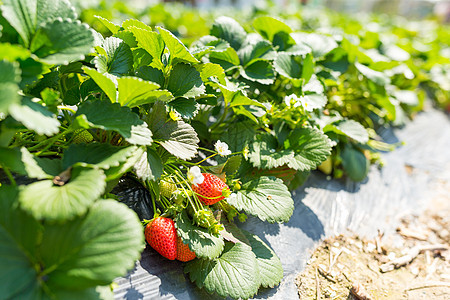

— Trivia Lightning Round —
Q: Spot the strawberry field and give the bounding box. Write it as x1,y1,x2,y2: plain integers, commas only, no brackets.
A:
0,0,449,299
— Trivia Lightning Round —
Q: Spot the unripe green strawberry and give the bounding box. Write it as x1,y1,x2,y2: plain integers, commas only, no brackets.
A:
318,157,332,175
159,179,177,198
144,217,177,260
72,129,93,144
192,173,230,205
176,235,196,262
194,208,216,228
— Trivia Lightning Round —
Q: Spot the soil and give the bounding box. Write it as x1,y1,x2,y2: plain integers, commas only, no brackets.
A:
295,180,450,300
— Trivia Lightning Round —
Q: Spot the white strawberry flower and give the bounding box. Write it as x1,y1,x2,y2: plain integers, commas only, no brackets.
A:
284,94,301,108
187,166,204,186
214,140,232,156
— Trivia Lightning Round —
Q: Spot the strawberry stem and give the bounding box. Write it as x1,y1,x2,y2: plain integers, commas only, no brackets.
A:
193,192,223,200
198,146,217,154
166,164,203,213
195,153,217,165
0,165,16,186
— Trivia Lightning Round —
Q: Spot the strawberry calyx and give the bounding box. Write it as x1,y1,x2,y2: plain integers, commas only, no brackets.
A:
221,187,232,198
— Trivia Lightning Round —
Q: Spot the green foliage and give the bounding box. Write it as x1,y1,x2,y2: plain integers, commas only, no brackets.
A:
1,0,449,298
74,100,153,146
175,211,224,259
231,176,294,223
19,165,106,221
242,230,283,288
0,186,144,299
185,242,260,299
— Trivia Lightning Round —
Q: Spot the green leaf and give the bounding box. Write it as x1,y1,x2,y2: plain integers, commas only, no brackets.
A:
253,16,292,43
210,16,246,51
248,134,294,170
167,63,205,98
197,62,226,85
355,62,390,86
1,0,37,47
301,53,314,83
223,155,242,175
193,35,230,52
341,146,370,182
136,65,164,86
117,76,162,107
147,102,199,160
9,98,60,136
230,176,293,223
114,30,138,48
274,53,301,79
83,67,117,102
75,100,152,146
157,26,198,65
96,37,133,76
0,185,40,299
242,230,283,288
36,0,77,27
0,60,20,114
0,82,20,115
0,43,31,61
232,106,259,123
214,211,250,244
175,211,224,259
50,286,109,300
324,120,369,144
132,47,153,70
209,155,243,176
191,45,214,60
220,87,265,108
129,26,165,70
103,146,144,181
291,33,338,58
185,242,259,299
284,127,332,171
133,147,163,181
240,60,275,85
0,147,58,179
0,60,21,83
19,166,106,221
62,143,138,170
122,19,152,31
31,18,94,65
284,43,312,56
209,47,240,72
238,40,276,66
40,200,145,288
94,15,120,34
221,121,255,152
168,97,199,119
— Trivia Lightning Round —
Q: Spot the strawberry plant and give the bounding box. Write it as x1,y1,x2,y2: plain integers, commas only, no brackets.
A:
1,0,449,299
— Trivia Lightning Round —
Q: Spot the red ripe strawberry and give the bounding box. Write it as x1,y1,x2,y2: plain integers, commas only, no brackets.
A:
191,173,230,205
176,236,196,262
145,217,177,260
